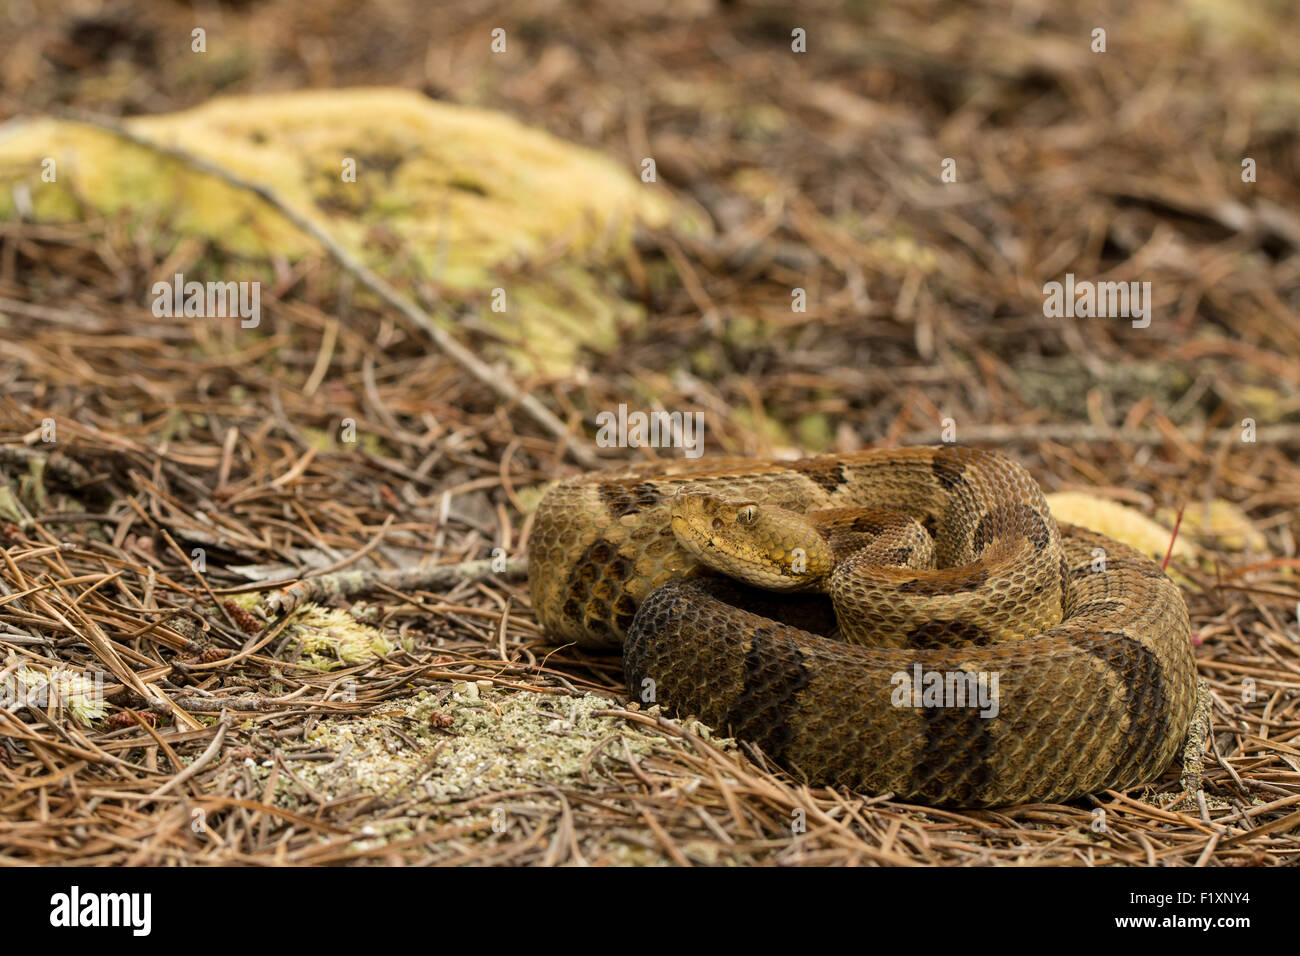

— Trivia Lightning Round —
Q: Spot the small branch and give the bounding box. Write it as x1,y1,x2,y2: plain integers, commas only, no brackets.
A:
167,696,275,713
147,717,228,798
1162,503,1186,572
256,557,528,619
67,114,601,469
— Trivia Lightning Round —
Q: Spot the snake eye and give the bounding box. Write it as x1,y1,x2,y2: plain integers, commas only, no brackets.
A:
737,504,758,525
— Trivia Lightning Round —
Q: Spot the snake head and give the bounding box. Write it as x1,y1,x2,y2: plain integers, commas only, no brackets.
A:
670,485,757,532
669,485,833,590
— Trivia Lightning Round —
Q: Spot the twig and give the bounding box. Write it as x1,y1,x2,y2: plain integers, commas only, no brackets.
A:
255,556,528,619
1163,503,1186,572
147,718,229,798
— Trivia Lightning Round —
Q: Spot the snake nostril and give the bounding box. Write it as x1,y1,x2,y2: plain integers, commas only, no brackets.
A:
712,517,724,530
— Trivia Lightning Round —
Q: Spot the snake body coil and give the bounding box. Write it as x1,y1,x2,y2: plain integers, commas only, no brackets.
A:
528,445,1196,806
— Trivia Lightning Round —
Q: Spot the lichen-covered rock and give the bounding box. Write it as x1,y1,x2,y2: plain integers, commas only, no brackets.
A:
1045,491,1199,581
0,88,680,373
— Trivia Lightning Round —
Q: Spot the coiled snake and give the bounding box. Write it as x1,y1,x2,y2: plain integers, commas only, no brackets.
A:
528,445,1197,806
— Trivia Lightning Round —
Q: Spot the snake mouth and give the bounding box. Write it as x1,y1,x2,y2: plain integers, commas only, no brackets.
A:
670,513,714,555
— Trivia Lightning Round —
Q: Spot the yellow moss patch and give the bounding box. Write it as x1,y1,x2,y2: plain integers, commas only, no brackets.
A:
287,604,393,669
1157,499,1268,553
1045,492,1199,572
7,666,105,727
0,88,678,374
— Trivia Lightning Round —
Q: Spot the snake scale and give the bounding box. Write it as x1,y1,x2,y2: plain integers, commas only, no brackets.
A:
528,445,1197,806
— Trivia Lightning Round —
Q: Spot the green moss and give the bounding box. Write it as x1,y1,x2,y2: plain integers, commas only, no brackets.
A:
796,413,834,452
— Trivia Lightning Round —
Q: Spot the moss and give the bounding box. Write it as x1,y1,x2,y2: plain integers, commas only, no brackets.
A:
1045,492,1200,584
1156,499,1269,553
732,406,792,449
514,483,552,515
287,604,394,669
796,413,834,452
0,88,680,376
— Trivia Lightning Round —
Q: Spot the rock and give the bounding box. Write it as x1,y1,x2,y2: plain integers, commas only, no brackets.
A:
0,88,687,374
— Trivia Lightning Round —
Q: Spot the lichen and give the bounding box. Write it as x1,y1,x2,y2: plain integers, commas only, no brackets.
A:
0,88,686,375
287,604,394,669
288,687,660,806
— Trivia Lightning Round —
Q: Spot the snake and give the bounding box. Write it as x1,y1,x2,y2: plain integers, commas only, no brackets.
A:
528,445,1197,806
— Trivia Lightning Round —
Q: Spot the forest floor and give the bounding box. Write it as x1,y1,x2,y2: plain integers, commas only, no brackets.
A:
1,0,1299,865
